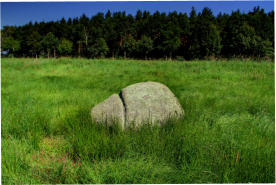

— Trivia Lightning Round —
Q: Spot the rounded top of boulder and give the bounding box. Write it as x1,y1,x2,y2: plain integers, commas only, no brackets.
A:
121,81,184,128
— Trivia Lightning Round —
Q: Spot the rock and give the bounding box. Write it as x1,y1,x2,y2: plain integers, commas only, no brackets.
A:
90,81,184,130
90,94,125,129
120,81,184,128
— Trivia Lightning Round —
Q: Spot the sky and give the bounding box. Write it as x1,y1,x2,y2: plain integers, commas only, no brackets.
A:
1,1,274,27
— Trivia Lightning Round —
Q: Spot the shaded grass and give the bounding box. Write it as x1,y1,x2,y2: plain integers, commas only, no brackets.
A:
1,58,275,183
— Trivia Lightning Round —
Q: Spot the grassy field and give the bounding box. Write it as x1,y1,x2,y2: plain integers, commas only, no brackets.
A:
1,58,275,183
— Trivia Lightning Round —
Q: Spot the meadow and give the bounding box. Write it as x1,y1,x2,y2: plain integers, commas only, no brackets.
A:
1,58,275,184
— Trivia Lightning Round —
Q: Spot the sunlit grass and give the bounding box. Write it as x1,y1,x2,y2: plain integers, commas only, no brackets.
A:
1,58,275,183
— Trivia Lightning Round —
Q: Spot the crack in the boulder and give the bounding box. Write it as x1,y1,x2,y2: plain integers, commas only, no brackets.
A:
119,91,127,129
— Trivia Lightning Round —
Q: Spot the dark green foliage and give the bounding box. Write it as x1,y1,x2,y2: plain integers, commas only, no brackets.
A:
159,23,182,60
205,24,222,57
234,23,257,56
1,36,20,57
1,7,274,60
136,35,153,59
57,39,73,56
41,32,59,58
261,40,274,59
26,31,42,58
121,34,136,58
87,38,109,58
190,8,222,59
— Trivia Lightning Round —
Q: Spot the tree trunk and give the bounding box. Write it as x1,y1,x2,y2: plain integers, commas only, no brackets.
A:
169,52,172,61
84,27,88,57
112,51,114,60
120,36,123,46
78,42,81,58
47,49,50,59
53,49,56,58
124,51,126,59
36,53,37,59
84,27,88,47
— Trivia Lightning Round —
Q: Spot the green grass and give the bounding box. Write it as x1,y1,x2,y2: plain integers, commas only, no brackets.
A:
1,58,275,183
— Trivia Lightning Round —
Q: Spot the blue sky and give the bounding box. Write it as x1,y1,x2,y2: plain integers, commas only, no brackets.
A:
1,1,274,27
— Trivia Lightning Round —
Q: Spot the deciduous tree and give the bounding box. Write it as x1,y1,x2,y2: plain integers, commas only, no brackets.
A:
42,32,59,58
136,35,153,59
57,39,73,56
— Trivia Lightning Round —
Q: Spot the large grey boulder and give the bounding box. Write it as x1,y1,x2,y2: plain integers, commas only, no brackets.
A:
90,81,184,130
91,94,125,129
121,82,184,128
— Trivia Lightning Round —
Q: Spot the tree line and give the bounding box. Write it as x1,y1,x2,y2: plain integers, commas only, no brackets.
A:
1,7,274,60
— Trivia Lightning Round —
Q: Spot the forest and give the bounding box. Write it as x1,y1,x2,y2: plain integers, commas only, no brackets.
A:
2,5,275,184
1,7,274,60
